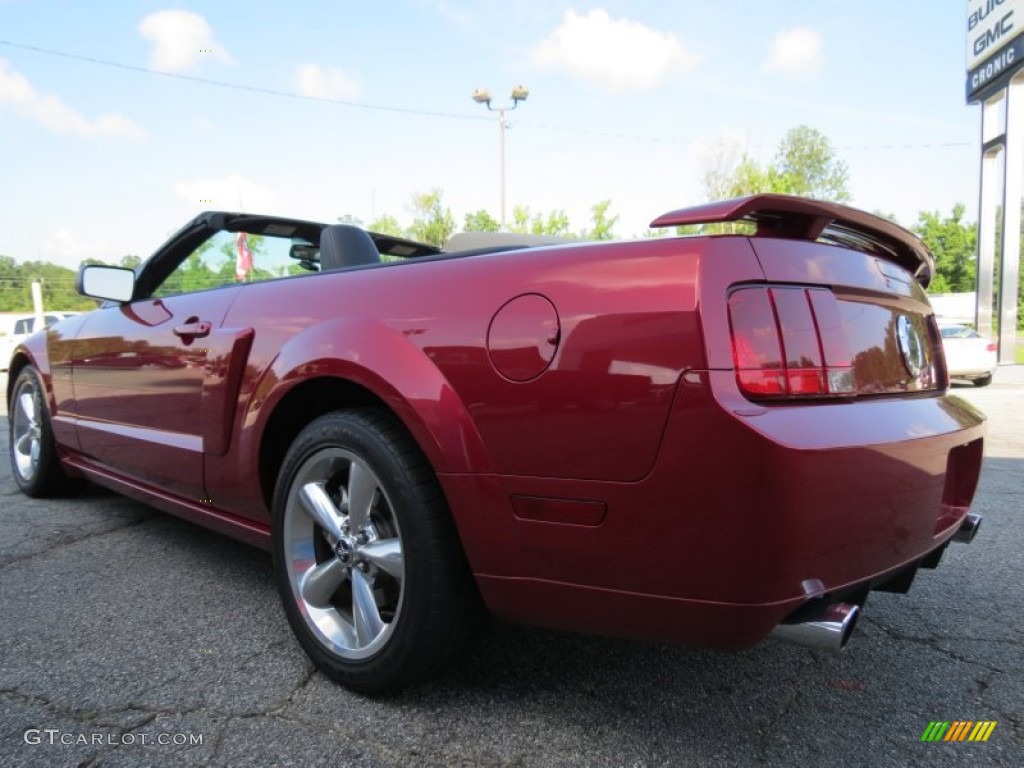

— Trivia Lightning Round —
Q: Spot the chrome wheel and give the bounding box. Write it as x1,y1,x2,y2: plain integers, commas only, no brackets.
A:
273,409,481,692
282,448,404,660
11,375,43,483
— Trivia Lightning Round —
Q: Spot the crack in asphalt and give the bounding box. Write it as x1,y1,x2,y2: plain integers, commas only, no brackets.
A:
3,661,327,767
862,615,1024,743
1,687,155,730
751,671,803,764
198,720,228,768
860,616,1012,675
0,512,158,571
274,661,317,711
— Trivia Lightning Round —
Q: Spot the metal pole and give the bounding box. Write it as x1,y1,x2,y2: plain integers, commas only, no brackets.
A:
1000,74,1024,363
499,108,507,229
473,88,527,230
977,146,1000,336
31,281,44,331
977,92,1005,339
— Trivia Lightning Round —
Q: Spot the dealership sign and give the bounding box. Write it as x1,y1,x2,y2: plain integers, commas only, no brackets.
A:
967,0,1024,101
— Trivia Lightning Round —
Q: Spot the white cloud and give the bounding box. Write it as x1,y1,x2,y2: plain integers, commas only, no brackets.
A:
138,9,234,73
0,59,146,139
531,9,697,92
764,27,824,79
40,230,110,268
294,64,359,100
173,175,280,212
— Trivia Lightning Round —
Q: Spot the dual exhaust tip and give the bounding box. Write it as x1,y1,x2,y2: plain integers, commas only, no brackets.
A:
771,513,981,653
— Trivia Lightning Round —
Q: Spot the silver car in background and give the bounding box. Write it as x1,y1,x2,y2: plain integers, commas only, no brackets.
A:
939,323,998,387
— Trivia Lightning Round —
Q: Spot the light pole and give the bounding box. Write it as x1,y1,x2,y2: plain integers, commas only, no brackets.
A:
472,85,529,229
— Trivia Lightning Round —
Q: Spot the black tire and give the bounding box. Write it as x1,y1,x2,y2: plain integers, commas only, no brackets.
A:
271,408,482,693
973,374,993,387
8,365,83,497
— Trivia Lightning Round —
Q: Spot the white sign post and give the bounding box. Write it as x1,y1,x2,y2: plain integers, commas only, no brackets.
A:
968,0,1024,362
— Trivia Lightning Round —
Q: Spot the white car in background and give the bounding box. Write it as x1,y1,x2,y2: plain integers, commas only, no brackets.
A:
0,312,78,371
939,323,998,387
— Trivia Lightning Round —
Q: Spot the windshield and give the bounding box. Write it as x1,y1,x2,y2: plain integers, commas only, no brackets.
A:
939,325,978,339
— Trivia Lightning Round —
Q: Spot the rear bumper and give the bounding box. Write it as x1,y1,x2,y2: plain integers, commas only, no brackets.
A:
443,371,986,648
948,367,996,378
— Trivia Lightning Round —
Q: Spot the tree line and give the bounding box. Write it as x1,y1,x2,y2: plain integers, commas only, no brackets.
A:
357,191,620,245
0,124,1018,327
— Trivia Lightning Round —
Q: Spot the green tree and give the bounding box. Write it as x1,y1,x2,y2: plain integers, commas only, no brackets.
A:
704,125,850,203
508,205,572,236
366,214,404,237
770,126,850,201
157,240,214,296
0,254,21,310
408,189,455,247
581,200,619,240
509,205,532,234
913,204,977,294
8,260,97,311
464,209,500,233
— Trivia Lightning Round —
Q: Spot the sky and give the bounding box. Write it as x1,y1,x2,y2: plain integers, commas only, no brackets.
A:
0,1,984,268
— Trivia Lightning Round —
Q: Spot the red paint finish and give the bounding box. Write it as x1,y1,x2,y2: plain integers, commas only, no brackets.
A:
11,198,986,653
486,293,560,381
70,289,240,498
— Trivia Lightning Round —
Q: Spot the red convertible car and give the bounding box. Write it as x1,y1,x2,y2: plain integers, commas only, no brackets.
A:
6,195,985,692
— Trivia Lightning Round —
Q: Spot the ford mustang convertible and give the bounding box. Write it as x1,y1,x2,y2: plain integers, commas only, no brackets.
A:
6,195,985,692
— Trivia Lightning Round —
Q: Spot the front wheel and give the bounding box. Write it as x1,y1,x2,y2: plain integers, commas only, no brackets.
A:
8,365,82,497
272,408,481,693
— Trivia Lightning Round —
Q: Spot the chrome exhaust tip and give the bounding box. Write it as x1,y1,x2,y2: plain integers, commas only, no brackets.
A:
953,513,981,544
769,602,860,653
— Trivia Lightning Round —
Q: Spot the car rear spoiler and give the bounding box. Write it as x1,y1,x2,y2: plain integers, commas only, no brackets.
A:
650,194,935,288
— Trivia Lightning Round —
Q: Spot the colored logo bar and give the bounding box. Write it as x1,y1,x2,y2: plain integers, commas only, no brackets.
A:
921,721,997,742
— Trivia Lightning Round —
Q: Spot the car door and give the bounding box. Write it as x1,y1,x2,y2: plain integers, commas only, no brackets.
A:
68,215,322,502
71,288,242,500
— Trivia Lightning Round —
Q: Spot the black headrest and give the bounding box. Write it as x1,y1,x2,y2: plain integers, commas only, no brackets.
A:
319,225,381,271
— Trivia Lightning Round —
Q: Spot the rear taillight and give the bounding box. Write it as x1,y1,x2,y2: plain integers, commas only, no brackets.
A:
728,286,855,399
986,342,997,353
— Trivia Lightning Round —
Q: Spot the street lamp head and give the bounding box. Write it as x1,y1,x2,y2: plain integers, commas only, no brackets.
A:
510,85,529,102
472,88,492,104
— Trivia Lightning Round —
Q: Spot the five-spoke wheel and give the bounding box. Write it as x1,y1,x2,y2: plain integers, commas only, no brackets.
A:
8,365,80,497
272,408,481,693
282,448,405,659
10,371,43,484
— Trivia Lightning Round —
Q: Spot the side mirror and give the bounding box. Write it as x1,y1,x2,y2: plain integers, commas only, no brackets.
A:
77,264,136,303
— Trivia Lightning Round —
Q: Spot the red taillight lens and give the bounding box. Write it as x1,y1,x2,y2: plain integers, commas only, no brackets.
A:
728,288,785,395
986,342,997,353
728,286,854,399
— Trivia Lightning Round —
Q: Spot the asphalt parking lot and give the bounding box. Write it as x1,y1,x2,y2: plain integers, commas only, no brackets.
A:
1,370,1021,768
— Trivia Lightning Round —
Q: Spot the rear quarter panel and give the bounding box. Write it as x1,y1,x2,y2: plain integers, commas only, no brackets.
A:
210,237,726,521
